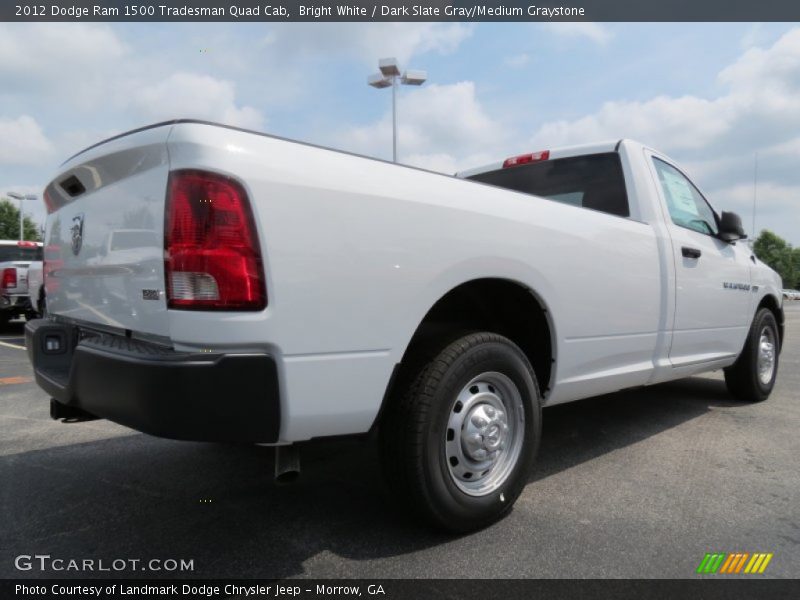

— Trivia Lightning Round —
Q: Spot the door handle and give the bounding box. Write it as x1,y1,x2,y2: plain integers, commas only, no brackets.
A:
681,246,702,259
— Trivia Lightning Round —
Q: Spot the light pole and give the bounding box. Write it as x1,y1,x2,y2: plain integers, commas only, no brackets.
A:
368,57,427,163
7,192,38,241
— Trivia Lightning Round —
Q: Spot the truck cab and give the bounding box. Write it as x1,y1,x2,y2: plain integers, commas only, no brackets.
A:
459,139,781,383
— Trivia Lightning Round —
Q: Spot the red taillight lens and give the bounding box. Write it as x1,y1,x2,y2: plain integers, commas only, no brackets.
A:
44,245,62,294
1,268,17,290
17,241,37,247
502,150,550,169
165,170,266,311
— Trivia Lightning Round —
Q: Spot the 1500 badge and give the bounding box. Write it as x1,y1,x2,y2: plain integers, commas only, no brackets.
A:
723,282,751,291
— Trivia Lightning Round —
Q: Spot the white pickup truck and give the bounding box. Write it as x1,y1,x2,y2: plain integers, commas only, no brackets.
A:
1,240,43,327
26,120,783,531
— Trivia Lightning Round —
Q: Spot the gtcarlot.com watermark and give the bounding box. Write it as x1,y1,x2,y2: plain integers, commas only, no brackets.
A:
14,554,194,573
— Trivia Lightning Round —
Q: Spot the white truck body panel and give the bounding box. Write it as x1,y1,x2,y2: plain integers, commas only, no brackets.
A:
41,122,783,442
45,126,172,337
27,263,43,314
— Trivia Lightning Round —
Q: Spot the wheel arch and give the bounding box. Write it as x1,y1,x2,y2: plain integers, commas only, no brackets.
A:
374,277,556,432
758,293,784,351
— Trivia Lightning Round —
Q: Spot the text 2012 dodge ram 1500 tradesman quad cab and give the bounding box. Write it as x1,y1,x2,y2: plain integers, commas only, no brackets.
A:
26,120,783,531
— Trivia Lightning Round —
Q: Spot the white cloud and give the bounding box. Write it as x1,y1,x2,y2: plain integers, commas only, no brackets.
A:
740,23,767,50
545,23,613,45
264,23,473,66
523,28,800,241
0,24,126,77
338,81,507,169
530,95,730,151
713,181,800,242
528,28,800,164
0,116,54,166
131,73,265,130
0,24,127,108
505,53,530,68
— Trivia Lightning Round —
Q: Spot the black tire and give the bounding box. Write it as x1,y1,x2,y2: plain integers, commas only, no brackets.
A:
724,308,780,402
380,332,541,532
39,292,47,318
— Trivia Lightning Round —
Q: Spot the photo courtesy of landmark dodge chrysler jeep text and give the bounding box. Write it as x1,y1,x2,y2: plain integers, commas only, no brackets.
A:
26,121,784,531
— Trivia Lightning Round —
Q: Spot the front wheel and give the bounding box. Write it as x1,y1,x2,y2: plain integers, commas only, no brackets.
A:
724,308,780,402
380,332,541,532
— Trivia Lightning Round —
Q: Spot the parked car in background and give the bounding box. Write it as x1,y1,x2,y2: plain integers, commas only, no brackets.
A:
1,240,43,327
782,289,800,300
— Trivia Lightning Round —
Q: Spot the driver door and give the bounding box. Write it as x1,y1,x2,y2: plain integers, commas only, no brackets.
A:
649,156,752,367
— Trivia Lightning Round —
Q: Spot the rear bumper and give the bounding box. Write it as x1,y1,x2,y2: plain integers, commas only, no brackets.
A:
1,294,32,311
25,319,280,443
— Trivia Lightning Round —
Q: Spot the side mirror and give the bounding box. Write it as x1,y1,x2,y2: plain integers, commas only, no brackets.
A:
718,211,746,243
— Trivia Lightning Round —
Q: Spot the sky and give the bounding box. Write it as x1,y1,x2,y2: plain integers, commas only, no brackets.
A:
1,21,799,244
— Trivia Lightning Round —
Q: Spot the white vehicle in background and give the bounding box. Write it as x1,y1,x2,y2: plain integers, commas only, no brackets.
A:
0,240,43,327
782,289,800,300
26,121,784,531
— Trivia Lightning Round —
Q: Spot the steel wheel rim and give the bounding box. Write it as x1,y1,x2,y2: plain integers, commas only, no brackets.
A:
757,327,776,386
445,371,525,497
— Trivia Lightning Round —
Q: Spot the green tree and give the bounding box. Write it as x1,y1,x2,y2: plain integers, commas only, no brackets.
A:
792,248,800,289
0,198,41,241
753,229,796,288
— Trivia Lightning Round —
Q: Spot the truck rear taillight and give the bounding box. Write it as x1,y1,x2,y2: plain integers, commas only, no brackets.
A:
165,170,266,311
1,268,17,290
502,150,550,169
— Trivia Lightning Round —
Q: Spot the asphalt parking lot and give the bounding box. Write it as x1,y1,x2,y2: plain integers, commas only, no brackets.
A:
1,307,799,579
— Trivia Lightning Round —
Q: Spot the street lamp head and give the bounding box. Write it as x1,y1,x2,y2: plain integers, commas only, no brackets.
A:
368,73,392,88
378,57,401,77
401,70,427,86
24,194,37,201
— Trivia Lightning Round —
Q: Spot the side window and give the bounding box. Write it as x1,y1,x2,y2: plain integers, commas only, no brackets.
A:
652,158,718,235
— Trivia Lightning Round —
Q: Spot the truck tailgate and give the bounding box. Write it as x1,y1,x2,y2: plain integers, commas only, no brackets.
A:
44,125,173,337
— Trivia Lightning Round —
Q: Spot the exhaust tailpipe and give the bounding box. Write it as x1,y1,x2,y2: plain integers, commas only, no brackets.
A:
50,398,99,422
274,445,300,484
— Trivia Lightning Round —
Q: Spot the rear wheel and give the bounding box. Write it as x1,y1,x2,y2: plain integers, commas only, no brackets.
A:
724,308,779,402
380,332,541,532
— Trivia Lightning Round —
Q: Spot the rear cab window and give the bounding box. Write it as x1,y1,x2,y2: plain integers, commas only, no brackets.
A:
466,152,630,218
0,244,43,262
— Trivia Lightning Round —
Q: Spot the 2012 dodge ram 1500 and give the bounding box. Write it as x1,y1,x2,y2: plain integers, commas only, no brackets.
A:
26,120,783,531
